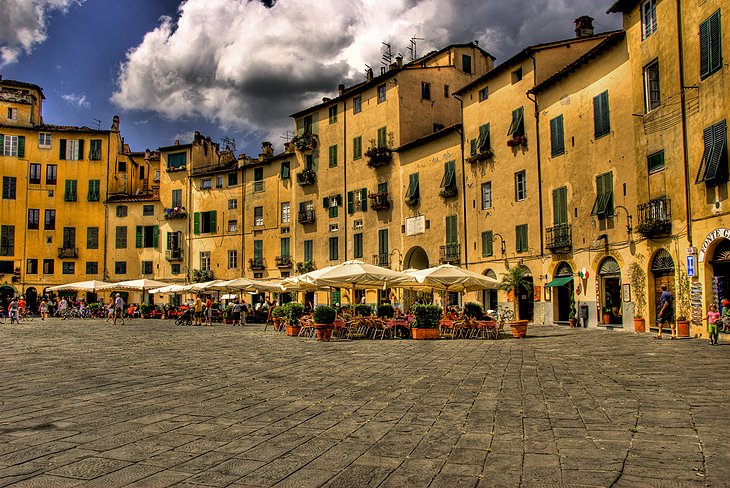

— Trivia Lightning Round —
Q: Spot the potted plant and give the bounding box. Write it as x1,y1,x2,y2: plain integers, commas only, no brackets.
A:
312,305,337,341
498,266,532,338
601,307,612,325
411,304,441,340
223,305,234,324
627,256,646,333
568,293,577,328
139,303,154,318
271,306,286,330
377,303,394,319
675,265,691,338
355,304,372,317
464,302,484,320
284,302,305,336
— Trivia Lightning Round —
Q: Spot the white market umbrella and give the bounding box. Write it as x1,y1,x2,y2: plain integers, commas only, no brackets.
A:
221,293,238,300
149,284,186,294
405,264,499,292
249,280,285,292
48,280,110,292
99,279,171,292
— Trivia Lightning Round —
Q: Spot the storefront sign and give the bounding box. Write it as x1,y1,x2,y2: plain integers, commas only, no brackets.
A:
698,228,730,262
687,255,696,277
691,282,703,325
405,216,425,236
533,287,541,302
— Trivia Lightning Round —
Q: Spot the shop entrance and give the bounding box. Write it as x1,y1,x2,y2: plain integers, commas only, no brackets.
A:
517,266,534,322
24,287,38,312
0,285,15,309
710,239,730,313
598,257,623,325
481,269,498,312
550,262,574,323
650,249,675,332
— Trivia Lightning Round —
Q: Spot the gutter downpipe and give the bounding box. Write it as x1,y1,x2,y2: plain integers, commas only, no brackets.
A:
676,0,693,246
343,100,348,261
527,53,545,256
453,94,469,269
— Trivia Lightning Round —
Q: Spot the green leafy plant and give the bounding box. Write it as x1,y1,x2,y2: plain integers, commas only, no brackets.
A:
377,303,394,318
139,303,154,315
627,254,646,318
568,293,576,320
296,261,315,274
498,266,532,320
223,305,233,319
191,269,214,282
412,304,443,329
283,302,305,326
271,306,287,319
313,305,337,325
676,264,691,321
635,220,671,239
355,304,372,317
464,302,484,319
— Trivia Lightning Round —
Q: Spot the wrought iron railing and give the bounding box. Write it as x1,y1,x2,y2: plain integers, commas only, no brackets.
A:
545,223,572,250
439,243,461,264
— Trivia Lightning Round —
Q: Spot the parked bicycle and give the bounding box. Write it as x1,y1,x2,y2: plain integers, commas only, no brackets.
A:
19,308,35,321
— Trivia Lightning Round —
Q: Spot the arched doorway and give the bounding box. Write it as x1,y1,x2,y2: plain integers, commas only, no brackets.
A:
403,246,430,310
650,249,675,330
25,287,38,312
481,269,498,312
517,265,534,321
0,285,16,309
598,257,623,325
552,262,574,323
710,239,730,310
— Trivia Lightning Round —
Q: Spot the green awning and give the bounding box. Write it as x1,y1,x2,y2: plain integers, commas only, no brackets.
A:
545,276,573,287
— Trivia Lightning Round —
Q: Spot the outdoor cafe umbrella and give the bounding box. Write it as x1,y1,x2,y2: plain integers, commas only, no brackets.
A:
148,284,186,295
98,279,171,303
48,280,110,292
404,264,499,312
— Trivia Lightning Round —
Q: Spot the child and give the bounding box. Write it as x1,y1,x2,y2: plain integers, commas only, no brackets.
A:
38,299,48,320
702,304,721,345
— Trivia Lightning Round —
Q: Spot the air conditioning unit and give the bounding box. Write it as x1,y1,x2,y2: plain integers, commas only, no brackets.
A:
48,190,54,197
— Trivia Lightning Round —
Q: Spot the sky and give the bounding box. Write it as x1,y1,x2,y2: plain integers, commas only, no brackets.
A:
0,0,623,157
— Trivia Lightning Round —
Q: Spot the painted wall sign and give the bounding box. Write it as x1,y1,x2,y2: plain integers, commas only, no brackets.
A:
698,228,730,262
691,282,703,325
405,215,425,236
687,255,696,277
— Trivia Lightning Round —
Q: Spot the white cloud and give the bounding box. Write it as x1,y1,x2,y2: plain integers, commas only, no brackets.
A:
112,0,621,140
62,92,90,108
0,0,83,67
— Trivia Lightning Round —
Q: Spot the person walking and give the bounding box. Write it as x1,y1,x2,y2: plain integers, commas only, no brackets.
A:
113,293,125,325
205,297,213,326
8,297,19,324
232,300,241,326
58,297,68,319
703,303,721,345
105,297,114,322
194,296,203,326
38,298,48,321
655,284,675,339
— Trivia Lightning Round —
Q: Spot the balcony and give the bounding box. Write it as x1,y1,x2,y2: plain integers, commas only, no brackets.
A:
249,258,266,271
58,247,78,259
87,192,100,202
298,209,315,224
64,191,77,202
368,192,391,211
164,207,187,220
296,169,316,186
275,256,293,268
296,261,315,274
439,185,458,199
636,197,672,238
365,147,393,168
166,248,184,261
545,224,572,251
291,132,318,152
439,243,461,265
372,253,390,268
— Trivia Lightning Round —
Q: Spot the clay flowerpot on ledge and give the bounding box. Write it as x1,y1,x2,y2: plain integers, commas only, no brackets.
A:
676,319,690,338
510,320,529,338
633,317,645,333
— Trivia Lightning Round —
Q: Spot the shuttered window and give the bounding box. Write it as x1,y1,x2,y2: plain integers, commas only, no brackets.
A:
253,240,263,260
700,9,722,79
0,134,24,157
591,172,614,219
477,123,490,152
377,127,387,148
695,120,728,185
550,115,565,156
553,187,568,225
440,160,456,190
405,173,419,203
516,224,528,253
482,231,493,257
507,107,524,137
328,145,338,167
354,233,363,259
593,91,611,138
353,136,362,160
445,215,458,245
304,240,313,262
280,161,290,179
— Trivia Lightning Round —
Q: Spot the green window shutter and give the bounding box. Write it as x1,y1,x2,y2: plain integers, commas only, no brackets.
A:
353,136,362,159
446,215,457,244
304,240,312,262
281,238,290,257
508,107,524,136
550,115,564,156
281,161,290,179
323,197,329,209
135,226,143,248
470,139,476,156
59,139,67,160
377,127,387,148
254,240,263,260
166,232,171,250
329,145,337,167
17,136,25,158
0,135,4,152
209,210,217,233
153,225,159,248
65,180,72,193
553,187,568,225
78,139,84,160
709,10,722,75
477,123,490,151
347,191,354,213
361,188,367,211
482,231,493,257
378,182,387,193
593,91,610,137
193,212,200,234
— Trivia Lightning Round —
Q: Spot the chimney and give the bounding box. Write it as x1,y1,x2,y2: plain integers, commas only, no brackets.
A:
338,83,345,96
366,67,373,81
174,139,180,146
395,55,403,68
260,141,273,159
574,16,595,38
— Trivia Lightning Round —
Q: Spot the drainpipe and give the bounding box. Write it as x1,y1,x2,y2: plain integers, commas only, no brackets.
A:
527,53,545,256
453,94,468,269
343,99,348,260
102,135,111,281
676,0,693,246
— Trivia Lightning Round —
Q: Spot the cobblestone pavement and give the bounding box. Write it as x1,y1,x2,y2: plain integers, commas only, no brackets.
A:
0,319,728,487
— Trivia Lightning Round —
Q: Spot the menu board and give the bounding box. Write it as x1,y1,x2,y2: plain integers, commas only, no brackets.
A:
691,282,703,325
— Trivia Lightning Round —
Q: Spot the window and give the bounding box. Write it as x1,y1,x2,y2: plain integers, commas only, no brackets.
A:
193,211,217,234
353,136,362,160
200,251,211,271
301,114,314,135
472,123,491,155
118,161,127,172
348,188,368,213
29,163,41,184
591,172,614,220
87,227,98,249
353,95,362,114
353,233,363,259
421,82,431,100
377,127,387,148
700,9,722,79
281,202,291,224
28,209,40,230
228,220,238,232
46,164,57,185
201,178,211,190
44,209,56,230
38,133,51,148
43,259,54,274
329,144,338,167
440,160,457,195
445,215,458,247
553,187,568,225
228,172,238,186
114,261,126,275
135,225,158,248
478,86,489,102
64,180,77,201
7,107,17,121
378,229,389,265
171,264,181,275
62,227,76,249
2,176,16,199
377,84,386,103
328,105,337,124
167,152,186,170
228,199,237,210
280,161,290,179
254,167,264,192
115,226,127,249
1,135,24,157
515,171,527,201
593,91,611,138
304,240,313,262
228,250,238,269
550,115,565,156
507,107,525,138
86,262,98,275
27,259,38,274
516,224,528,253
405,173,420,204
641,0,657,39
171,189,182,208
85,179,99,202
481,182,492,210
280,237,290,258
0,225,14,256
254,206,264,226
482,231,494,257
253,241,263,261
89,139,102,160
643,60,660,112
512,67,523,84
462,54,472,74
648,150,665,173
216,175,223,188
695,119,728,185
329,237,339,261
59,139,83,160
116,205,128,217
142,261,154,275
444,85,450,98
143,204,154,216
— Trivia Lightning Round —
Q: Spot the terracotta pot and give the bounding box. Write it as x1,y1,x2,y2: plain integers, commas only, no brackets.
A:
633,317,645,333
602,313,611,325
510,320,529,338
569,318,577,328
314,324,334,341
676,319,690,338
411,327,440,340
224,318,233,324
286,325,301,337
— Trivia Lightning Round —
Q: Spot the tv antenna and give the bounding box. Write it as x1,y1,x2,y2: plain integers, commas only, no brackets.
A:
281,130,295,142
408,37,424,61
92,118,101,130
220,136,236,152
381,42,393,67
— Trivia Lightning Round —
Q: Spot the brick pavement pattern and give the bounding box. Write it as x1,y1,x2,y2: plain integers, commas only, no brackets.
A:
0,320,728,487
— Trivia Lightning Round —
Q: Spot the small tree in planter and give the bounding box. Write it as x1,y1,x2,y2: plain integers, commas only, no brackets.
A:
271,306,287,331
140,303,154,318
675,264,691,337
355,304,372,317
411,304,442,339
377,303,394,319
283,302,305,336
464,302,484,320
627,254,646,333
568,292,577,327
223,305,234,324
313,305,337,341
498,266,532,338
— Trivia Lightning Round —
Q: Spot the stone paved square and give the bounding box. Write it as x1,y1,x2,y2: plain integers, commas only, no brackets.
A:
1,319,728,487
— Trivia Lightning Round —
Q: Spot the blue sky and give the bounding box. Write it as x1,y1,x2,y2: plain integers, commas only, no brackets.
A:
0,0,622,157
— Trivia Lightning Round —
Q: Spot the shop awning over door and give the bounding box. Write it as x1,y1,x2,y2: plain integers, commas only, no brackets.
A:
545,276,573,287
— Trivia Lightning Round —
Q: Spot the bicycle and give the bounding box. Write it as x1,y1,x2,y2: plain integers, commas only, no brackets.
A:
497,305,514,323
19,308,35,321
